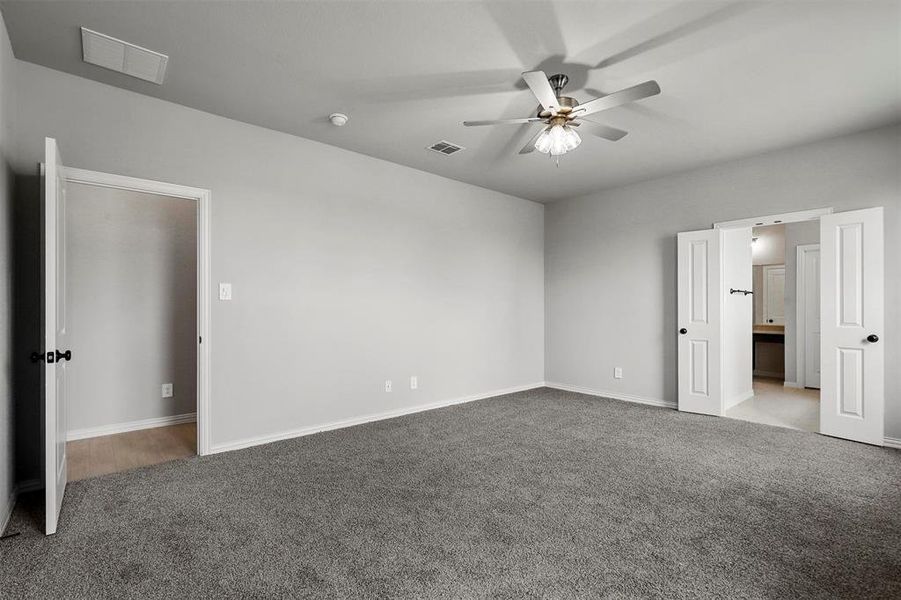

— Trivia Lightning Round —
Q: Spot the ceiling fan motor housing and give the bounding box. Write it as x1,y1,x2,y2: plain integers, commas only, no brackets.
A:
536,74,580,118
537,95,579,118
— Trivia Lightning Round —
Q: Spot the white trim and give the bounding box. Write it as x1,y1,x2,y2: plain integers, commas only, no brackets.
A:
796,243,820,390
724,389,754,411
1,488,15,535
714,207,832,230
884,437,901,450
61,167,212,456
545,382,677,409
209,383,546,455
66,413,197,442
783,381,804,389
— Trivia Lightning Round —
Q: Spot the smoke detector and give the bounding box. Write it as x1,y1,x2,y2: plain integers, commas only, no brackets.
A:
329,113,349,127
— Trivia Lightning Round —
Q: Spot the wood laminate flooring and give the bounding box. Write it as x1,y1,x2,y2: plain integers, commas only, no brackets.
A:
67,423,196,482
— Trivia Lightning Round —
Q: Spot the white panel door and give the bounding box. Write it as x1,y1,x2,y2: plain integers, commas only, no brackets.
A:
763,265,785,325
677,229,722,415
802,247,821,388
820,208,884,445
43,138,70,534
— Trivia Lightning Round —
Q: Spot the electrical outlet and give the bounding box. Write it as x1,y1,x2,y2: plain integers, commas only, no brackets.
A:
385,380,392,392
410,376,418,390
614,367,623,379
218,283,232,301
161,383,173,398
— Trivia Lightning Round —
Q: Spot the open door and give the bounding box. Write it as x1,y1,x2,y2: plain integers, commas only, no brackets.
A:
677,229,723,415
42,137,70,534
820,208,884,445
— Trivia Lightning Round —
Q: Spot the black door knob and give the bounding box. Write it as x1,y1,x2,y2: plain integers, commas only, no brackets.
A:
866,334,879,343
30,351,46,363
679,328,688,335
55,349,72,362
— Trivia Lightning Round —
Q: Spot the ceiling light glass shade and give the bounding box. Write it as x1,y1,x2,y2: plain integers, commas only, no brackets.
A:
534,124,581,156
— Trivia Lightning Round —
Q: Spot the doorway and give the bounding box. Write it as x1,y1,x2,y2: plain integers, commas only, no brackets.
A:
724,222,821,432
60,166,212,460
64,181,199,481
40,137,211,534
676,207,885,447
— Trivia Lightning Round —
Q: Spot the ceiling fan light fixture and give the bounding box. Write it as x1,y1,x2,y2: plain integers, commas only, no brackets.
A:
535,124,581,156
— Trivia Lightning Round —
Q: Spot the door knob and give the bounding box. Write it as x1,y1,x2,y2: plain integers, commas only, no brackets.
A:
866,334,879,343
55,349,72,362
679,328,688,335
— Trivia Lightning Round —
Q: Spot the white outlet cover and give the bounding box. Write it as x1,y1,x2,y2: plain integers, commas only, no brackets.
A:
614,367,623,379
410,376,418,390
218,283,232,301
162,383,173,398
385,380,392,392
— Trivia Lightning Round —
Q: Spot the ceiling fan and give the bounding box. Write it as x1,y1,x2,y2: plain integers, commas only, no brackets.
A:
463,71,660,162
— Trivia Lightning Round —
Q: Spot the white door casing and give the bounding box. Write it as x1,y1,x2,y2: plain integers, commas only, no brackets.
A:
677,229,723,416
796,245,821,389
820,208,884,445
43,137,69,534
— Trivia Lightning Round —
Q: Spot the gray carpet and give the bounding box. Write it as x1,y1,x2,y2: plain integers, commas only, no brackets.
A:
1,387,900,599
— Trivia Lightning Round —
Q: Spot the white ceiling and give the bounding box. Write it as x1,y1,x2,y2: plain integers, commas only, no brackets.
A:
2,1,899,202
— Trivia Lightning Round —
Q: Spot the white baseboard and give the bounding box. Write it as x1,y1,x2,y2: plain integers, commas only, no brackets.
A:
544,381,677,410
724,389,754,410
783,381,803,389
67,412,197,441
884,437,901,450
1,487,15,535
1,478,42,535
209,382,546,455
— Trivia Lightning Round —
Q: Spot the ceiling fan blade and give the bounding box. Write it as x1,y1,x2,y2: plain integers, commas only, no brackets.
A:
522,71,560,112
574,80,661,117
577,120,629,141
463,117,544,127
518,126,549,154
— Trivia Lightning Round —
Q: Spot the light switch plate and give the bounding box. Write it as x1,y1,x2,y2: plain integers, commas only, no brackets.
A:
385,380,392,392
162,383,173,398
614,367,623,379
219,283,232,301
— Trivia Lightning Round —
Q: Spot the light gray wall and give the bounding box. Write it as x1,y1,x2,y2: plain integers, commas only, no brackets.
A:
0,10,15,527
11,60,544,469
66,183,197,432
783,220,820,385
751,224,785,266
545,124,901,438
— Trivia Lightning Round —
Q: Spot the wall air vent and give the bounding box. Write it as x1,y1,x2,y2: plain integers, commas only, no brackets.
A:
81,27,169,85
427,141,465,156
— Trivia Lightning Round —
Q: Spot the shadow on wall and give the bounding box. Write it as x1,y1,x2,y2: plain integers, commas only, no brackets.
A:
12,173,41,487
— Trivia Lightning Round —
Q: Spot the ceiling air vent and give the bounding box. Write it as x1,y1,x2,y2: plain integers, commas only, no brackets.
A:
427,141,465,156
81,27,169,85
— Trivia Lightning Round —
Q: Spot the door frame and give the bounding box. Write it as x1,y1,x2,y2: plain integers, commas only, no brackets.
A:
713,207,833,230
61,167,213,455
796,243,820,389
